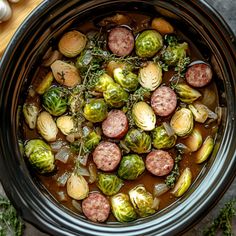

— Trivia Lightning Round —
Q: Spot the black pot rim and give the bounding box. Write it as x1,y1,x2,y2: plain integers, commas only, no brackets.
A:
0,1,236,236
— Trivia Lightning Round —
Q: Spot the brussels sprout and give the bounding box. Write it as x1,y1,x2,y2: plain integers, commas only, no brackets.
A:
151,18,174,35
23,103,39,129
36,71,54,95
162,42,188,66
58,30,87,58
195,136,214,164
67,173,89,200
24,139,55,174
56,115,74,135
83,99,108,123
42,86,68,116
124,129,151,154
174,83,201,104
37,111,58,142
93,73,114,92
188,103,209,123
113,68,139,92
83,131,101,152
152,124,177,149
135,30,163,58
106,60,133,77
171,167,192,197
138,62,162,91
103,83,129,108
132,102,156,131
111,193,137,222
97,173,123,196
185,128,203,152
129,185,155,217
170,108,194,137
118,154,145,180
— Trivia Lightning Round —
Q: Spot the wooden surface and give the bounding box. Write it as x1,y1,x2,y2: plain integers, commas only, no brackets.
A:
0,0,43,56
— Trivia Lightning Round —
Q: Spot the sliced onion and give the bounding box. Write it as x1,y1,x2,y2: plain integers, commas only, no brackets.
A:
50,140,67,152
119,140,130,154
57,172,71,187
175,143,191,154
76,164,90,177
88,163,97,184
79,153,89,166
206,108,218,120
152,197,160,211
188,60,210,67
215,106,223,125
163,122,175,137
55,146,71,163
72,200,82,213
66,133,75,143
153,183,169,197
57,191,68,202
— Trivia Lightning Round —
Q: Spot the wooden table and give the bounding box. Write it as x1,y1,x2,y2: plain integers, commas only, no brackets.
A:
0,0,43,56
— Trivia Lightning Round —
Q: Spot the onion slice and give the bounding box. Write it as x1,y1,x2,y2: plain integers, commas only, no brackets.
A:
163,122,175,137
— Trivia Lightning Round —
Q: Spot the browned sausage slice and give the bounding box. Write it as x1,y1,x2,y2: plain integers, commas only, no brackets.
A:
151,86,177,117
146,150,174,176
82,192,110,222
102,110,128,139
185,63,213,87
93,141,121,171
108,27,134,56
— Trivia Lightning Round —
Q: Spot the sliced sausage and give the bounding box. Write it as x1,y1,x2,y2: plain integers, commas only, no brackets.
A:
108,27,134,56
93,141,121,171
82,192,110,222
185,63,213,87
102,110,128,139
146,150,174,176
151,86,177,117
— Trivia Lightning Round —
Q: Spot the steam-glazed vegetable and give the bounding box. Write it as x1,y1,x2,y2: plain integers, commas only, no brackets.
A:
111,193,137,222
24,139,55,174
58,30,87,58
174,83,201,104
129,185,155,217
103,83,129,108
138,62,162,91
51,60,81,87
151,18,174,35
185,128,203,152
93,73,114,92
76,49,94,74
35,71,54,95
42,86,68,116
113,68,139,92
106,61,132,77
67,173,89,200
170,108,194,137
171,168,192,197
97,173,123,196
23,103,39,129
195,136,214,164
132,102,156,131
83,131,101,153
118,154,145,180
188,103,209,123
56,115,74,135
124,129,151,154
83,99,108,123
37,111,58,142
152,124,177,149
135,30,163,58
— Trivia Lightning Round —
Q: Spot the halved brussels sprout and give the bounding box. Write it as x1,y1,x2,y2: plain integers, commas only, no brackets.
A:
36,71,54,95
135,30,163,58
138,62,162,91
195,136,214,164
170,108,194,137
111,193,137,222
174,83,201,104
56,115,74,135
188,103,209,123
37,111,58,142
97,173,123,196
93,73,114,92
23,103,39,129
171,167,192,197
67,173,89,200
42,86,68,116
24,139,55,174
184,128,203,152
83,99,108,123
118,154,145,180
152,124,177,149
103,83,129,108
132,102,156,131
113,68,139,92
106,60,132,77
58,30,87,58
129,185,155,217
124,129,151,154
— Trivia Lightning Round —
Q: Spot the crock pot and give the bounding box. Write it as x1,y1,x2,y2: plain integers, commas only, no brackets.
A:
0,0,235,235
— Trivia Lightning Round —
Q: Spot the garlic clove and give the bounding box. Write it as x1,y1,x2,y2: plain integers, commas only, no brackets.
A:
0,0,12,23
